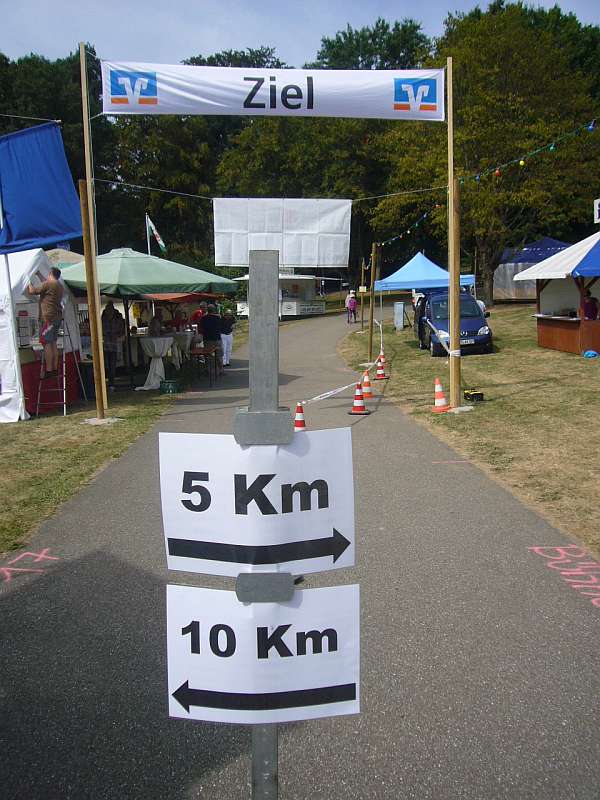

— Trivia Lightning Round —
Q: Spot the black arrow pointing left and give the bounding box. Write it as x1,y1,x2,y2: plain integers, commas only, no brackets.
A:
167,528,350,565
172,681,357,712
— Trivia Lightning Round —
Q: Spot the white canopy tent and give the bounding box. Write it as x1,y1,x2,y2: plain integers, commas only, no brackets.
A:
0,248,81,423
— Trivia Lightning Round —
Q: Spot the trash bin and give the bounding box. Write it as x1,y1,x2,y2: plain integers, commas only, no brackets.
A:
394,302,405,330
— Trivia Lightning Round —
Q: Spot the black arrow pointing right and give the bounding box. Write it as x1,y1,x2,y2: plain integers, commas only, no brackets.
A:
172,681,357,712
168,528,350,565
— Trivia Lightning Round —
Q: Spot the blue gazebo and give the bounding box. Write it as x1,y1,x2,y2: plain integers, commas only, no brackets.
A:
374,252,474,291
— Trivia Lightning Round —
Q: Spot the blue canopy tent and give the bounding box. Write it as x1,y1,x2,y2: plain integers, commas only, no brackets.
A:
374,252,474,291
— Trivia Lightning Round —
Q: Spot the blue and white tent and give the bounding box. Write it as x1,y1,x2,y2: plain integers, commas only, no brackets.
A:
374,251,474,292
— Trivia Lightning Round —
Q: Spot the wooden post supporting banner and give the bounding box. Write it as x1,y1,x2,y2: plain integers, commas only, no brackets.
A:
79,42,108,412
367,243,377,363
447,56,461,409
79,180,105,419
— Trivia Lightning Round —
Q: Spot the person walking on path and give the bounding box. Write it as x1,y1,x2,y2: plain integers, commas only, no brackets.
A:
347,291,357,323
220,309,236,367
26,266,64,376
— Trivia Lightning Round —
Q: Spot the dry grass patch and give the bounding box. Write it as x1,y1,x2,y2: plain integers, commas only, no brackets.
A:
340,304,600,557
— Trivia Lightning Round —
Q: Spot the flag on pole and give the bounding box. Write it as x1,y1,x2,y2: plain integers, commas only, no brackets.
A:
146,214,167,252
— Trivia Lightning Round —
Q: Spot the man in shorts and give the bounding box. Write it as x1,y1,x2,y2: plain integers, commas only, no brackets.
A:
27,267,64,377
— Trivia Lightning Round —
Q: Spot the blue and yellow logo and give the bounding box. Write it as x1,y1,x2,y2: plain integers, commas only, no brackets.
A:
394,78,437,112
110,69,158,106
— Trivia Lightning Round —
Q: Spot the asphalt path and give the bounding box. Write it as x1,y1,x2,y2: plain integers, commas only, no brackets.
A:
1,312,599,799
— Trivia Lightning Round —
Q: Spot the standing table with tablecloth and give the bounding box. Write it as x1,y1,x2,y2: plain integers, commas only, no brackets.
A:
135,336,174,390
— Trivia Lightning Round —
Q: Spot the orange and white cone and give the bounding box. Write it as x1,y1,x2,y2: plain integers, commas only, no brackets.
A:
378,350,386,367
361,370,374,398
294,402,307,431
432,377,450,413
348,382,371,415
374,355,388,381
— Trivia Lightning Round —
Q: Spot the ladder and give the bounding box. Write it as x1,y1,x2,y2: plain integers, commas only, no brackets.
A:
34,319,87,417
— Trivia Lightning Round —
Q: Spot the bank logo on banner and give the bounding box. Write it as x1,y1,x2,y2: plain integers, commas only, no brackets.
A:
393,78,438,113
109,69,158,106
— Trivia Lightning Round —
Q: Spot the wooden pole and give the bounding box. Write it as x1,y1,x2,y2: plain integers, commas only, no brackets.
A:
360,258,365,329
367,242,377,363
447,56,461,409
79,180,105,419
79,42,108,411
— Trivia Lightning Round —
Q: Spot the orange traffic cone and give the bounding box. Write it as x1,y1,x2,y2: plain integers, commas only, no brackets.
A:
432,377,450,413
294,402,307,431
378,350,386,367
348,382,371,415
362,370,374,398
374,355,388,381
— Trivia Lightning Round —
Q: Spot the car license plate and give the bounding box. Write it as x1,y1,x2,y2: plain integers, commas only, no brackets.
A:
460,338,475,345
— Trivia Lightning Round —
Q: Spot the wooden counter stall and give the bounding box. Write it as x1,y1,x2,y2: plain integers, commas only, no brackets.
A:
514,231,600,355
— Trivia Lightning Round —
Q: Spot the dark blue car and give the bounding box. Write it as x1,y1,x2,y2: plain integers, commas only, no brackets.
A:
414,291,493,356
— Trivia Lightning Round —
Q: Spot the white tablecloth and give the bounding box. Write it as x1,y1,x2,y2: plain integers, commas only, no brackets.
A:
173,331,193,357
135,336,174,391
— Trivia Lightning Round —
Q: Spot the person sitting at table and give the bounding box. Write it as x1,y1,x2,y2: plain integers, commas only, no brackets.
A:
148,316,162,337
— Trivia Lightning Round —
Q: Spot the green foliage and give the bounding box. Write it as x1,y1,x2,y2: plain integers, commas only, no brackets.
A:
308,17,430,69
371,4,600,298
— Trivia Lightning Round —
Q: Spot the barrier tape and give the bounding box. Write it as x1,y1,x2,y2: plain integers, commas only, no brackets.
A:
303,360,378,405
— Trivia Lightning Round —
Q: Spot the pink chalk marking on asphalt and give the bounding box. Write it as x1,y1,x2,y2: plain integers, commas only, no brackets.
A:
7,548,58,565
1,548,60,584
0,566,45,583
529,545,600,610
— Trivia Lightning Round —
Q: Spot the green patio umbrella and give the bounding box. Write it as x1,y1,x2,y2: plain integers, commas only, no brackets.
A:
60,248,236,388
60,248,237,296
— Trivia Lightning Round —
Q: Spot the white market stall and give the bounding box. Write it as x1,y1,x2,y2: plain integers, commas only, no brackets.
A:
514,230,600,354
0,249,81,422
235,273,326,318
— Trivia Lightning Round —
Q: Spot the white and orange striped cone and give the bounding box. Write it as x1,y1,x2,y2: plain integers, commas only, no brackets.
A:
374,355,388,381
348,382,371,415
361,370,374,399
294,402,307,431
378,350,386,368
431,377,450,413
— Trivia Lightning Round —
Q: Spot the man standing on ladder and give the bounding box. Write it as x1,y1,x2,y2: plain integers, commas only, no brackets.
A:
27,267,64,377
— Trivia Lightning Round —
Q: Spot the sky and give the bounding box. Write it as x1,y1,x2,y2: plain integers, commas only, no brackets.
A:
3,0,600,67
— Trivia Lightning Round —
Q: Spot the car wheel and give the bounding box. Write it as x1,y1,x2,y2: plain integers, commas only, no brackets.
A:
430,340,443,357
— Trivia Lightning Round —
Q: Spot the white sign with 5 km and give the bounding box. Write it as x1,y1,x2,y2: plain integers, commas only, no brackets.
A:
159,428,355,577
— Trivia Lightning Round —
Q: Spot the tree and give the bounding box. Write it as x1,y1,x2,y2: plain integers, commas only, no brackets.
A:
308,17,430,69
370,4,600,301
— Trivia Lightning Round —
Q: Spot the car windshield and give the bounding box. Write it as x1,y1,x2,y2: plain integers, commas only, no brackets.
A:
431,296,481,320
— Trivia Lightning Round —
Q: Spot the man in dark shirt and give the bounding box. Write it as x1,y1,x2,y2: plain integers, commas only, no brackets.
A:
27,267,64,376
200,304,223,373
583,290,599,320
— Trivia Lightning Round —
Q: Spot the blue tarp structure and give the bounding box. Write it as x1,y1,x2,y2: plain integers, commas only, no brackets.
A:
500,237,569,265
374,251,474,291
0,123,82,255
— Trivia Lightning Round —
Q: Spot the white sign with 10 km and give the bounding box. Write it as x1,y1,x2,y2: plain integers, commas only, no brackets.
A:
159,428,355,577
167,583,360,724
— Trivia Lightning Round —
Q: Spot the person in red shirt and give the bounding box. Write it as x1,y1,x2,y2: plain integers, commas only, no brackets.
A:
190,301,208,327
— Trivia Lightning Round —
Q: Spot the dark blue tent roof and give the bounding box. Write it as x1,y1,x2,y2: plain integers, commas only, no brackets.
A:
500,237,569,265
0,123,82,255
374,251,474,291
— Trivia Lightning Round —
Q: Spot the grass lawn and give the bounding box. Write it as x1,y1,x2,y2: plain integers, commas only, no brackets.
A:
0,322,249,556
339,304,600,557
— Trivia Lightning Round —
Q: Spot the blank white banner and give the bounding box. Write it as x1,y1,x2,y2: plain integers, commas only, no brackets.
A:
213,198,351,269
101,62,445,121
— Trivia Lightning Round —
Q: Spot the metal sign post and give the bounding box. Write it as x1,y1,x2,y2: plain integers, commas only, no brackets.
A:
233,249,293,799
